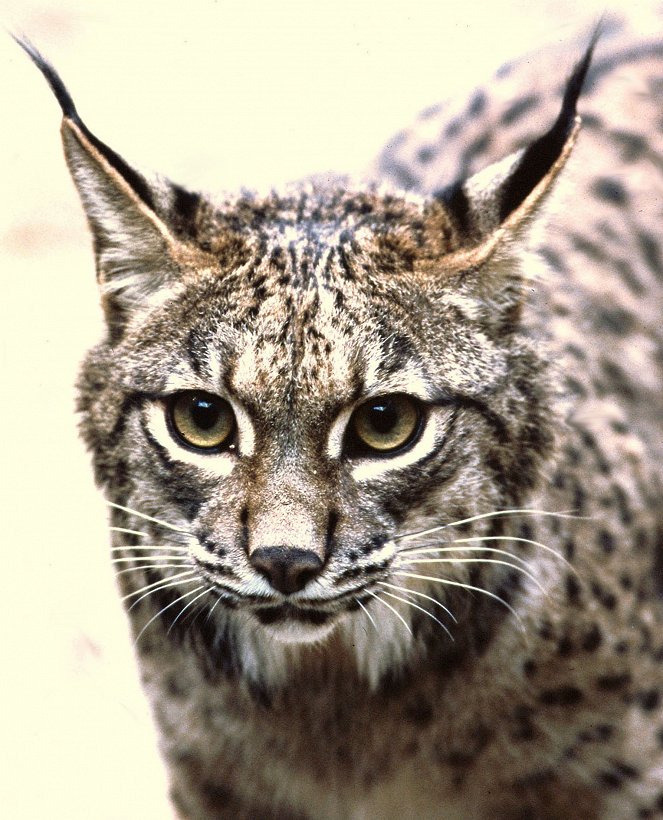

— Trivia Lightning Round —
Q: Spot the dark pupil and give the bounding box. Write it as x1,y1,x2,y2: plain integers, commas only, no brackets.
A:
367,401,398,435
190,397,220,430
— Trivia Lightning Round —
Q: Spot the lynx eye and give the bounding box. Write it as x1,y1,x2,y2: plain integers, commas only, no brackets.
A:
348,394,422,456
167,391,236,452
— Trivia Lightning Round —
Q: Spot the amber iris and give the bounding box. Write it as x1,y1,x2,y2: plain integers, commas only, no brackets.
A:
168,391,235,451
350,394,421,454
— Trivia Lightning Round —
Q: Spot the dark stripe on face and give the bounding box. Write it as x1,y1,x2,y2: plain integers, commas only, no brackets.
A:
186,326,207,376
452,395,509,444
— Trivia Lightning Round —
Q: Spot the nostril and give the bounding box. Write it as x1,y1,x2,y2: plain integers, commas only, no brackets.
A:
250,547,323,595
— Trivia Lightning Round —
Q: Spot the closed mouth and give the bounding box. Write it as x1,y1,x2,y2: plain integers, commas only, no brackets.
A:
253,604,335,627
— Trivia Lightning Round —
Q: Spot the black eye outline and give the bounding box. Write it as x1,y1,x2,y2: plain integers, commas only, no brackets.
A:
343,393,425,459
165,390,237,453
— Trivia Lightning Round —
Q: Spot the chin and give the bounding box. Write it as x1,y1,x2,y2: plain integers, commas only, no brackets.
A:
262,618,339,645
251,604,340,644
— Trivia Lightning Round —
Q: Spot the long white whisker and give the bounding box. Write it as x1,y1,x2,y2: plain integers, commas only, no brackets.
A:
110,526,149,537
367,591,412,635
115,564,194,576
106,500,191,535
395,557,545,595
128,577,199,613
111,556,191,565
380,590,454,641
356,599,378,634
394,509,586,542
205,593,225,622
111,545,188,553
377,581,457,622
110,553,193,566
393,570,526,632
449,536,576,572
133,586,205,645
122,571,196,603
167,588,212,633
397,544,533,567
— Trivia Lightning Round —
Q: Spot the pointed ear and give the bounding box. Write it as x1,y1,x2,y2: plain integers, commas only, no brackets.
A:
434,32,596,274
59,117,179,299
14,36,206,333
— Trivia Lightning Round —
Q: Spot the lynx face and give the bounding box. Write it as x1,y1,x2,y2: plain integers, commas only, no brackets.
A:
21,36,590,686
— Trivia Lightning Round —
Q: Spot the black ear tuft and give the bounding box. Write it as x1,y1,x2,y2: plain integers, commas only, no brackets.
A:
498,27,599,222
12,34,80,119
14,33,156,211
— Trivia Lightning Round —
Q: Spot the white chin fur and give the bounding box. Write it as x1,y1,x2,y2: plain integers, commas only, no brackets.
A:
262,619,338,645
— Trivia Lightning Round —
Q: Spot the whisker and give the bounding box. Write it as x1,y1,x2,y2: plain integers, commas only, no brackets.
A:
205,593,225,622
106,500,191,535
133,585,206,645
380,590,454,641
111,545,188,553
367,591,412,636
167,587,212,634
394,508,586,542
122,571,197,604
111,556,191,565
128,577,199,614
110,526,149,537
356,598,378,634
393,570,526,632
449,536,576,572
377,581,457,622
115,564,194,576
397,544,533,567
395,557,545,595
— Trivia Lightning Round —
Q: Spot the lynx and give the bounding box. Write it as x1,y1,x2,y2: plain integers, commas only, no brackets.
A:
16,14,663,819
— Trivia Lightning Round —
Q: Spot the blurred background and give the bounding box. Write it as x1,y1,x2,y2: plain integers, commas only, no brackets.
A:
0,0,650,816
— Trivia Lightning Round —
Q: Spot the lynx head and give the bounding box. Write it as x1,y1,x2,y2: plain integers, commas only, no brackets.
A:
19,36,592,688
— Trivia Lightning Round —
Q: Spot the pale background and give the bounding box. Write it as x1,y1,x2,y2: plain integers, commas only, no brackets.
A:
0,0,647,817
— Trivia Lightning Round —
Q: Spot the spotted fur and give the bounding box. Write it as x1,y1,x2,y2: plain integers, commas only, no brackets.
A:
17,12,663,819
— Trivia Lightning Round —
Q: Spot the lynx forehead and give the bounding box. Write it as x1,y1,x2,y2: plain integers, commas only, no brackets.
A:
18,11,663,818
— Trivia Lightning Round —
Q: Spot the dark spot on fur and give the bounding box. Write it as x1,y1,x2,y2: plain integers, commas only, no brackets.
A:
597,529,616,555
596,673,631,691
468,90,487,117
636,689,660,711
590,580,617,610
582,624,603,652
523,659,537,677
557,635,573,656
566,574,581,605
539,686,583,706
637,230,663,279
591,177,628,205
596,307,635,335
417,146,435,164
500,94,539,125
597,770,623,790
539,245,568,272
610,129,646,161
460,133,492,174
